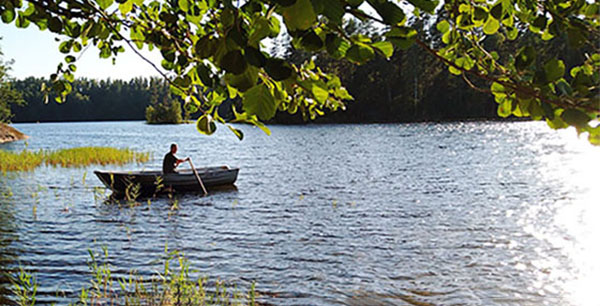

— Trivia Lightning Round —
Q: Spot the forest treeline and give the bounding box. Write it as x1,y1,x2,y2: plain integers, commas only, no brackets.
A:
11,77,172,122
9,52,496,124
9,17,582,124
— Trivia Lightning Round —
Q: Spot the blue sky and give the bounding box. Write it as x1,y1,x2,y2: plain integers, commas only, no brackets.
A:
1,24,163,80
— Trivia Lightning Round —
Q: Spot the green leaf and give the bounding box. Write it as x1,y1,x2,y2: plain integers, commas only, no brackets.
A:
491,82,506,97
325,34,349,59
248,16,271,45
96,0,114,10
561,109,591,128
372,41,394,58
367,0,406,25
506,26,518,40
490,3,503,20
64,22,81,38
73,42,83,52
243,84,278,121
585,3,599,18
406,0,438,14
483,17,500,35
472,6,488,23
441,30,455,44
322,0,344,24
244,46,266,68
196,64,213,87
588,125,600,145
309,0,324,14
497,99,512,117
196,115,217,135
299,30,323,51
345,43,375,64
273,0,296,6
173,75,192,88
227,125,244,141
567,28,586,48
265,58,293,81
48,17,62,33
528,100,544,120
1,8,16,23
312,86,328,104
15,12,29,28
386,27,417,49
268,16,281,37
436,20,450,33
347,0,364,7
544,59,565,83
513,98,530,117
300,80,329,103
282,0,316,31
195,36,217,59
515,46,535,71
64,72,75,83
531,15,547,32
225,66,259,92
546,116,568,129
119,0,133,15
227,26,248,48
178,0,190,12
59,41,72,53
556,79,572,96
221,50,247,75
448,66,462,75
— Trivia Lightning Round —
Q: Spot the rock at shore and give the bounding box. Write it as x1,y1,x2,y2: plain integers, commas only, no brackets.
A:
0,123,28,144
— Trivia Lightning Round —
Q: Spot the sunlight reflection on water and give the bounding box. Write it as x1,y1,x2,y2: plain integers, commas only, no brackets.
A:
521,128,600,306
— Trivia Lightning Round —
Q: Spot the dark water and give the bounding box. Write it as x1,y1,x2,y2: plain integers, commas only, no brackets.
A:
0,121,598,305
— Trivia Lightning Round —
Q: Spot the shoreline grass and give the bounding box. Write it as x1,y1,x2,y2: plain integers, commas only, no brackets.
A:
10,247,256,306
1,147,150,173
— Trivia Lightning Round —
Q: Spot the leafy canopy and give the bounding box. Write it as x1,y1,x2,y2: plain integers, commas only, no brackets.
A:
0,0,598,143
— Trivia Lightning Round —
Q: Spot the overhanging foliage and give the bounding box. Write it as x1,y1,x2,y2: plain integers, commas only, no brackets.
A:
0,0,598,143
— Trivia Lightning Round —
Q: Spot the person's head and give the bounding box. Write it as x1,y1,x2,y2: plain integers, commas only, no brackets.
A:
170,143,178,154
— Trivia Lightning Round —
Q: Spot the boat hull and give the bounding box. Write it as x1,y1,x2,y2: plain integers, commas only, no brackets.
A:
94,166,239,198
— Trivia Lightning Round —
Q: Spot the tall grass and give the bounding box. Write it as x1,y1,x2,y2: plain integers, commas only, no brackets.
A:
0,150,44,172
10,247,257,306
44,147,150,167
0,147,150,173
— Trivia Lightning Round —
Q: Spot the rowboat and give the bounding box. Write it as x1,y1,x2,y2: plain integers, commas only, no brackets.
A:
94,166,239,198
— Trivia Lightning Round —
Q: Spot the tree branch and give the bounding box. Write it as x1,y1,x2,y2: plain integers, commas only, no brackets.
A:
414,39,598,113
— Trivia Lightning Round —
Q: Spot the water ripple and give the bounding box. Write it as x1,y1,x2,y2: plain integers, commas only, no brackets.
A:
0,121,598,305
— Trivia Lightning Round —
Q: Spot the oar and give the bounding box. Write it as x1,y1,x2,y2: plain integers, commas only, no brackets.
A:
188,159,208,195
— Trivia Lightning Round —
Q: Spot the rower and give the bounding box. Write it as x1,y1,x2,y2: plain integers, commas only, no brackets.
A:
162,143,189,174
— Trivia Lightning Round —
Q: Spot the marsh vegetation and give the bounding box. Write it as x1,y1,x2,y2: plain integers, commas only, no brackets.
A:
10,247,256,306
0,147,150,173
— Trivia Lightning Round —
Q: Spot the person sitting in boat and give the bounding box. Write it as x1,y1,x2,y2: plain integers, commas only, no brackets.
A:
163,143,189,174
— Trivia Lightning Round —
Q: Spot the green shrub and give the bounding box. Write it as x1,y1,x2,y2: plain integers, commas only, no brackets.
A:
145,101,183,124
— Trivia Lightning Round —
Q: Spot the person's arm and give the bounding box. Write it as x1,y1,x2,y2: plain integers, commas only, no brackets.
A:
174,157,190,167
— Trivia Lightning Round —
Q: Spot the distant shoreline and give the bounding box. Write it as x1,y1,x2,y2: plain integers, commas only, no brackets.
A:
0,123,28,144
9,116,527,125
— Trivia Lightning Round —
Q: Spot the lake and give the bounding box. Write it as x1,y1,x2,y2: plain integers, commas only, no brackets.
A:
0,121,598,305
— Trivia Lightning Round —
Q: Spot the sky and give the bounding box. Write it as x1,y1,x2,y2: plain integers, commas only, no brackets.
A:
0,24,163,80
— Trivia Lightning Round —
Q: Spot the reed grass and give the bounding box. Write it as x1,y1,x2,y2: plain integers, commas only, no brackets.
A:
11,247,256,306
0,147,150,173
0,150,44,172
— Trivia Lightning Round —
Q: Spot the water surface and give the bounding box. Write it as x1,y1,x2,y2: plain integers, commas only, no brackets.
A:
1,121,598,305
